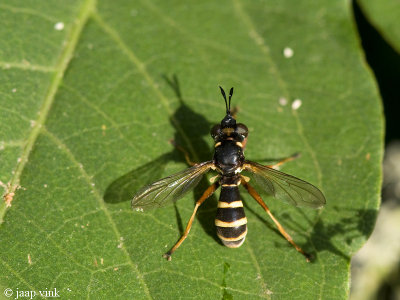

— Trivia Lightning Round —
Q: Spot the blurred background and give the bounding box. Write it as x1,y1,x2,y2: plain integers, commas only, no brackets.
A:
350,1,400,300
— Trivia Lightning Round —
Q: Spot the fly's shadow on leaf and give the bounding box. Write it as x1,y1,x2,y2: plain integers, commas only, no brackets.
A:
244,199,377,262
104,74,221,243
282,207,377,261
104,152,174,204
303,207,378,261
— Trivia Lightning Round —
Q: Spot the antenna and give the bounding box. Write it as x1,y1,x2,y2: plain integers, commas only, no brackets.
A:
219,86,229,115
219,86,234,115
228,87,234,113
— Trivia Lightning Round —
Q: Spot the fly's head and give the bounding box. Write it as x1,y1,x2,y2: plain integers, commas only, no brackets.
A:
211,86,249,146
211,86,248,176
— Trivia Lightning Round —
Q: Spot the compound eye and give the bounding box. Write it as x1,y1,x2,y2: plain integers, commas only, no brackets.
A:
210,124,221,140
236,123,248,138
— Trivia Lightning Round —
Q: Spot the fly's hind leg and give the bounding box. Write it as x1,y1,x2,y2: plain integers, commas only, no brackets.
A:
163,182,220,261
241,178,311,262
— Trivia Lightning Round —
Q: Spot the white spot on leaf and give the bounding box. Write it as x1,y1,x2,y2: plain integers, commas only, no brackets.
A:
283,47,294,58
292,99,302,110
279,97,288,106
54,22,64,31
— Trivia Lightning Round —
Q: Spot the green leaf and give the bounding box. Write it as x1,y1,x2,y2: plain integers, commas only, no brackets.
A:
0,0,383,299
357,0,400,53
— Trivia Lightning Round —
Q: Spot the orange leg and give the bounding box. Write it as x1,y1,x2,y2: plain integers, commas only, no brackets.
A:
169,139,197,166
163,182,219,261
266,152,301,169
241,178,311,262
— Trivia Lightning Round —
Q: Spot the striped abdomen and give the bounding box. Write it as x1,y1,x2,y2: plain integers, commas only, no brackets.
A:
215,185,247,248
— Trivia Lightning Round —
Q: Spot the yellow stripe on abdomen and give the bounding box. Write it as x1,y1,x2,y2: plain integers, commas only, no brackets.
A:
217,201,243,208
215,217,247,227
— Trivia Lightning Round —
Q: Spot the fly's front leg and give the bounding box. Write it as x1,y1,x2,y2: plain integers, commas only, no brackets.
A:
169,139,197,166
265,152,301,169
230,106,240,119
163,182,220,261
241,177,311,262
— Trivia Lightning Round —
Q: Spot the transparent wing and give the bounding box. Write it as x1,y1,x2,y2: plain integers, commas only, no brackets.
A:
243,161,326,208
131,161,214,210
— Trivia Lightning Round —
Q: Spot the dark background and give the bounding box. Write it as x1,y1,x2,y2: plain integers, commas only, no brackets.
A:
353,1,400,299
354,1,400,144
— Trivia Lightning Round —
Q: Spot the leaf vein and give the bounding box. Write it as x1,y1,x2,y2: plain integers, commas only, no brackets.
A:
61,84,150,161
232,0,326,296
0,61,56,72
92,12,199,163
41,127,153,299
0,4,59,23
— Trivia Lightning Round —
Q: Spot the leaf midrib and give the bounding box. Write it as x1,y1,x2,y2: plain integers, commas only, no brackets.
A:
0,0,95,222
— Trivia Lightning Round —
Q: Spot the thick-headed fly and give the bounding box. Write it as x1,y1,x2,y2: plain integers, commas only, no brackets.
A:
132,87,326,261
